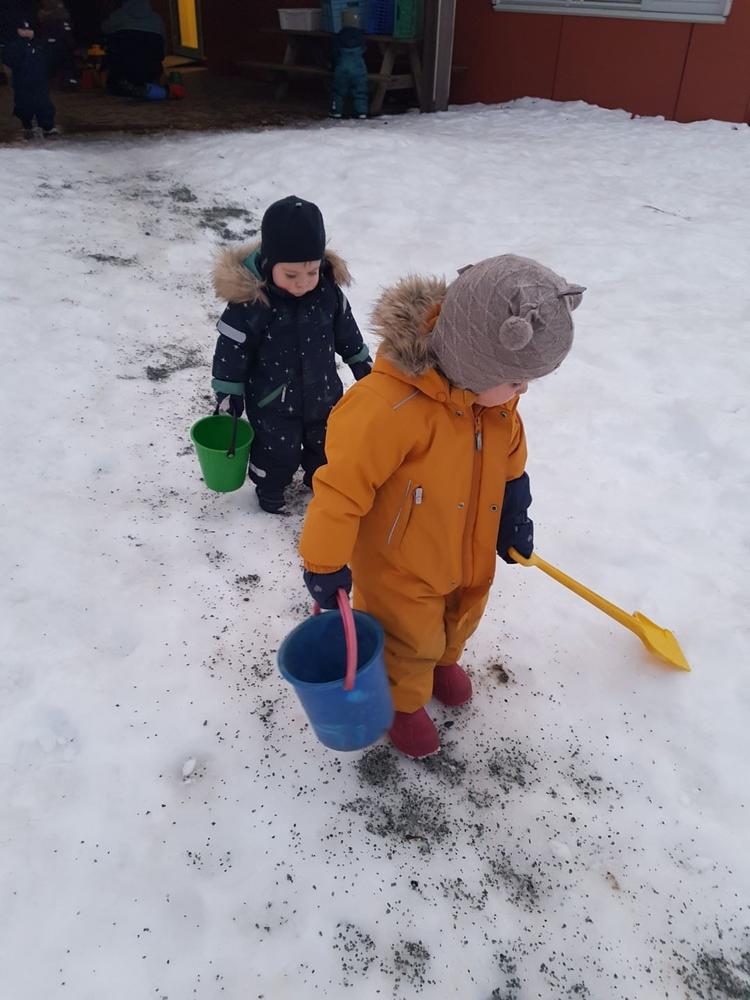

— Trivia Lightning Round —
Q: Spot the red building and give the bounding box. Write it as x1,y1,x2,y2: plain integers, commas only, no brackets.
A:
452,0,750,123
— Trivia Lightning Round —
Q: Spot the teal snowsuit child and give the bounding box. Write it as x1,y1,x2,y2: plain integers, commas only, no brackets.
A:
331,23,368,119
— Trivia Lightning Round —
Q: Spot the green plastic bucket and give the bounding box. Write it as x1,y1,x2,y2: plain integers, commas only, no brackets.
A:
190,414,254,493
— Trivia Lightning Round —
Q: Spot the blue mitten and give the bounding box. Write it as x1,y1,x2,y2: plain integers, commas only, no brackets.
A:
497,473,534,564
303,566,352,610
349,361,371,381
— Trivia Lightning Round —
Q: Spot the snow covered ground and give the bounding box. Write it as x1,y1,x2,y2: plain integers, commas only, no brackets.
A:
1,100,749,1000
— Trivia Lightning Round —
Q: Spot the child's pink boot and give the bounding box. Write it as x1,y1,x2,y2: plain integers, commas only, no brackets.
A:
388,708,440,758
432,663,472,706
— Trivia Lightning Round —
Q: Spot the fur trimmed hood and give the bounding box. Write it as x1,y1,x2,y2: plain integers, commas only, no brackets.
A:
213,241,352,307
371,275,447,378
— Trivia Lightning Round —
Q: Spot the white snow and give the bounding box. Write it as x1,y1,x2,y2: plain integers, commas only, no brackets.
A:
1,100,749,999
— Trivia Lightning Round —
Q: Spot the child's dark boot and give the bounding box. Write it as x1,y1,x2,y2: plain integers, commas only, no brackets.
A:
256,486,288,516
432,663,472,706
388,708,440,758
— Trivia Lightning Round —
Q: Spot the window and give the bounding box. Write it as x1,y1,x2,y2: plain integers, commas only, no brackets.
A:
490,0,732,23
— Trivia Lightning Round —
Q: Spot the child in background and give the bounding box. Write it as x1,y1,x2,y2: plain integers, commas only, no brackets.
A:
299,255,584,758
0,0,57,138
330,8,368,120
211,195,371,515
101,0,165,96
38,0,78,90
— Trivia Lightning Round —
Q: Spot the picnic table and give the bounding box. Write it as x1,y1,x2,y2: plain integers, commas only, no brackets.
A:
237,27,424,115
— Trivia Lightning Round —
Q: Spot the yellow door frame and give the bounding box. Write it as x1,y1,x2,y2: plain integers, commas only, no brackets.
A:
171,0,204,59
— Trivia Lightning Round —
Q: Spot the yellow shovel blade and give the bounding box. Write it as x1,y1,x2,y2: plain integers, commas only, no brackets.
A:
631,613,690,671
509,548,691,671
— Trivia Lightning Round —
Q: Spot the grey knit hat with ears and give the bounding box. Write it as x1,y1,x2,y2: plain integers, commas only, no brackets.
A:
428,254,585,392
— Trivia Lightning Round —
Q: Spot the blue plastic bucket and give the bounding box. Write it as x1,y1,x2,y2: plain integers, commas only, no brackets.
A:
278,597,394,752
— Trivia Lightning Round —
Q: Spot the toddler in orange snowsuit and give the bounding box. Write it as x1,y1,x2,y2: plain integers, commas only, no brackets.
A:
300,255,585,758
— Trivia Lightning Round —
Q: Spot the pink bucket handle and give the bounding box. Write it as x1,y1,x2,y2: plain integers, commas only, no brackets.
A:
312,588,358,691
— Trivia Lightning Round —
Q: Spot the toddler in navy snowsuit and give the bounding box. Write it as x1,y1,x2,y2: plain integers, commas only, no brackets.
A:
211,196,371,515
0,0,56,136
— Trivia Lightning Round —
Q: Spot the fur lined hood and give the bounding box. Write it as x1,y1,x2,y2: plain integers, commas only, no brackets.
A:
371,275,447,378
213,241,352,307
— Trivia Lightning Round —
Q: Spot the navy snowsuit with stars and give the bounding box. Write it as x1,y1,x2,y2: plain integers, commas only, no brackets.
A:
211,247,370,505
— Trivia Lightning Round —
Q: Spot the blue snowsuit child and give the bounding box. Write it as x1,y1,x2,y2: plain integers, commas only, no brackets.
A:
0,0,56,135
210,196,371,515
331,24,368,119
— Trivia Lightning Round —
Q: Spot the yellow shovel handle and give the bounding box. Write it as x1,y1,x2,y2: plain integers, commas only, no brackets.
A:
508,548,639,635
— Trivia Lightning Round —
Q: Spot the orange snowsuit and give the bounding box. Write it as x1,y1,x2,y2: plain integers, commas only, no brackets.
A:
299,278,527,713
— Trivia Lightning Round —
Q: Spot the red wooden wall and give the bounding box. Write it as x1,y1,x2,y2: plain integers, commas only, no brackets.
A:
451,0,750,123
676,0,750,121
146,0,297,67
201,0,314,72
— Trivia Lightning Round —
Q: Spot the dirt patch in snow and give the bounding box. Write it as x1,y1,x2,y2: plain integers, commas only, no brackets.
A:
334,922,376,986
342,786,451,855
678,942,750,999
86,253,138,266
145,344,204,381
198,204,258,242
356,746,402,789
169,185,198,204
487,738,539,793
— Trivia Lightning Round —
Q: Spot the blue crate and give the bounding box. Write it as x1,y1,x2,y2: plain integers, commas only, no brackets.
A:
321,0,366,32
366,0,394,34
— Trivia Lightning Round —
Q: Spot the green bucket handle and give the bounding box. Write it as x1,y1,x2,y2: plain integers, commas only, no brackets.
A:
213,401,240,458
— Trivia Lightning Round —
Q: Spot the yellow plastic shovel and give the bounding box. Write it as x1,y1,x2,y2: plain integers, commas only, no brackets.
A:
508,548,690,671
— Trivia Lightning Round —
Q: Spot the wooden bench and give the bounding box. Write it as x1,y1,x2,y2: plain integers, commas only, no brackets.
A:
237,28,424,116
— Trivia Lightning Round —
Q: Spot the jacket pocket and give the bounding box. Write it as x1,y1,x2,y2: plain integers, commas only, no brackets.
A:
257,383,288,408
386,481,420,548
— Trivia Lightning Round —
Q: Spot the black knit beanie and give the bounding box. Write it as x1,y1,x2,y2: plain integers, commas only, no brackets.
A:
260,196,326,269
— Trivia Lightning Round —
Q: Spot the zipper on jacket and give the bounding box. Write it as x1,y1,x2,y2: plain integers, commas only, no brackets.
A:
462,410,484,584
387,479,413,545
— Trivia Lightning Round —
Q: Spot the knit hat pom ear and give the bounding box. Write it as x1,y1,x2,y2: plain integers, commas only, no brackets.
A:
498,315,534,351
560,284,586,311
